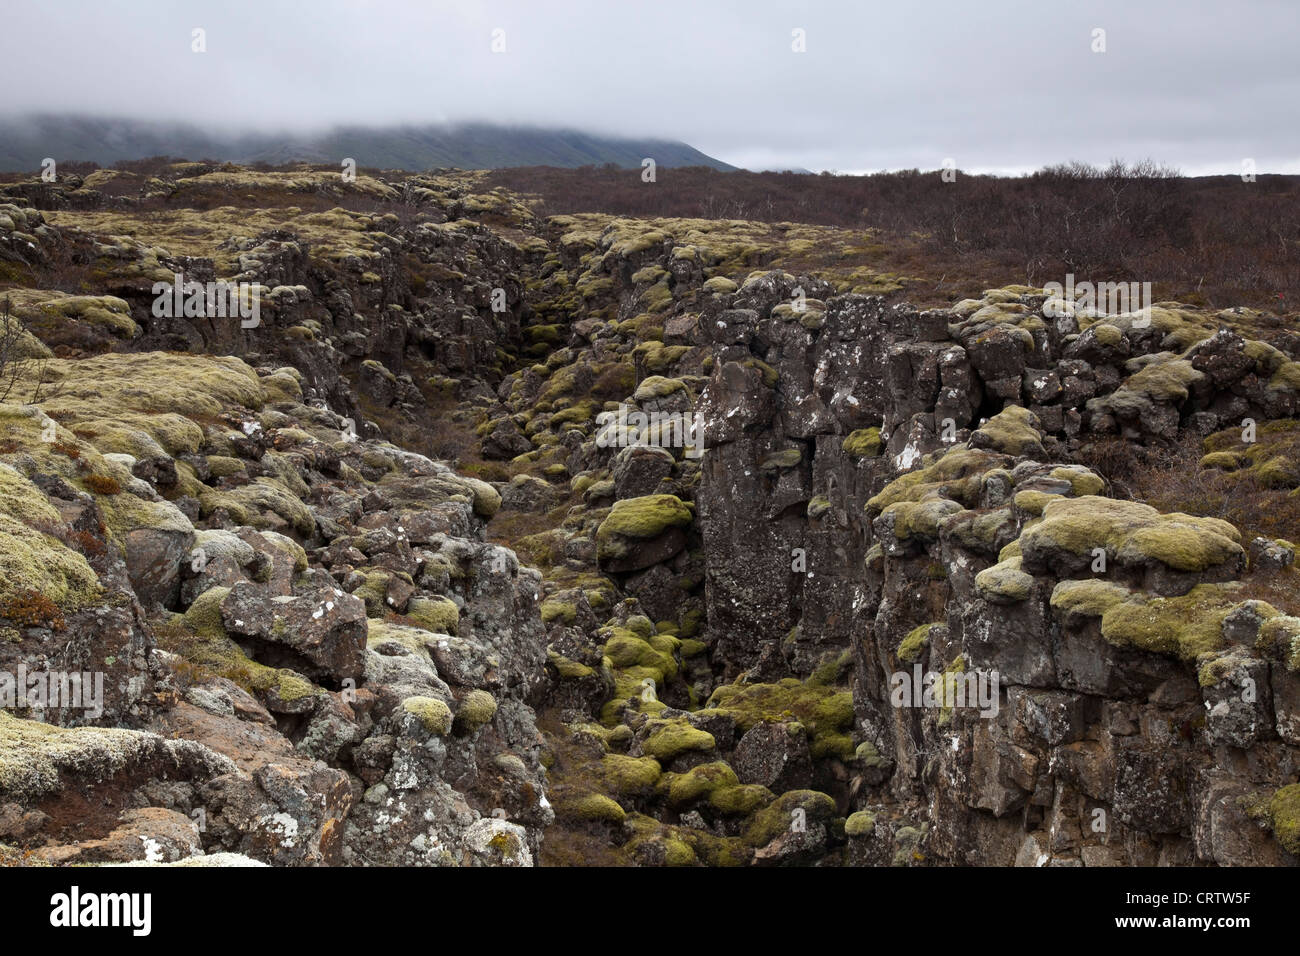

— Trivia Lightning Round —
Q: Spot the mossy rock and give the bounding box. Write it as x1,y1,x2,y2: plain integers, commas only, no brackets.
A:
405,595,459,634
1012,489,1061,516
168,586,320,706
456,689,498,731
1265,784,1300,855
640,717,715,760
595,494,693,560
540,600,577,625
882,497,964,541
402,695,452,735
632,376,686,402
974,556,1035,603
867,447,1003,513
759,447,802,471
844,810,876,837
1050,578,1131,621
603,627,678,678
555,792,626,825
1021,496,1242,573
706,677,853,754
0,510,101,613
598,754,662,798
1049,466,1105,497
970,405,1044,458
898,623,938,664
658,761,740,808
842,427,883,458
742,789,837,848
1099,583,1241,661
198,477,315,537
741,358,779,388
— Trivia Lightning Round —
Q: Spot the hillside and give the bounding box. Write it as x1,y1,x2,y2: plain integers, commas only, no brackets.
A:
0,115,737,173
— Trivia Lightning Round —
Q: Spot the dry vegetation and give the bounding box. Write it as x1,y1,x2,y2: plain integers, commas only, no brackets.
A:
487,161,1300,310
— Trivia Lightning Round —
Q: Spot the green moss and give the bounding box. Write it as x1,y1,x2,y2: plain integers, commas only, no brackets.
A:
842,427,883,458
598,754,662,798
883,497,964,540
844,810,876,837
974,556,1034,602
899,623,938,664
867,447,1001,512
1050,578,1131,620
703,276,737,294
198,477,315,537
659,761,740,808
405,595,459,634
402,695,452,735
708,783,773,816
0,462,62,527
1125,359,1205,403
38,352,266,423
556,792,626,824
456,689,497,730
540,600,577,625
706,677,853,754
1266,784,1300,855
811,732,856,759
624,614,655,637
603,627,678,678
206,455,247,478
1092,323,1123,346
640,717,715,760
1049,466,1106,497
0,513,101,612
1013,490,1060,515
632,376,686,402
1257,615,1300,671
679,638,707,659
742,790,837,847
97,493,194,549
971,405,1044,458
1099,584,1240,661
595,494,692,560
547,650,595,679
1022,496,1242,573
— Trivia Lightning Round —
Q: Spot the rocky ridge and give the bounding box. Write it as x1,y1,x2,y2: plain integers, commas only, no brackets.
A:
0,164,1297,866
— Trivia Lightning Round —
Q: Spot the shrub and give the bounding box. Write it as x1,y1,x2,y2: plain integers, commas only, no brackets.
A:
0,589,66,631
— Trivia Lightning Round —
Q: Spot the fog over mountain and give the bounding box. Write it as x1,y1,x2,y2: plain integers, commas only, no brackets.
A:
1,0,1297,174
0,115,736,172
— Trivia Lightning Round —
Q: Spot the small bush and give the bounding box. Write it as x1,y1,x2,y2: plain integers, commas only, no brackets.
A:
0,589,67,631
82,473,122,495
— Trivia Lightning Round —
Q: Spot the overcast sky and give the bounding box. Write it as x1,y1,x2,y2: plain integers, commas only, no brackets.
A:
3,0,1297,174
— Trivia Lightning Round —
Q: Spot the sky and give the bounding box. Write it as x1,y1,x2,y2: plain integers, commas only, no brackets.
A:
2,0,1297,174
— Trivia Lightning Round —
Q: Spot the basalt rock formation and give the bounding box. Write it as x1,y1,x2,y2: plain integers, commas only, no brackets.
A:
0,164,1297,867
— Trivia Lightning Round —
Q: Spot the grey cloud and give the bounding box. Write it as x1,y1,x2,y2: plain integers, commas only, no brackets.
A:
1,0,1295,172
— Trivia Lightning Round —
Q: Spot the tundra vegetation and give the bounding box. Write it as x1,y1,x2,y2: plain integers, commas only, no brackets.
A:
0,159,1296,867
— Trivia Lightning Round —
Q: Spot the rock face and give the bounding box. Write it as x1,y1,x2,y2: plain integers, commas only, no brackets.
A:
2,170,1299,867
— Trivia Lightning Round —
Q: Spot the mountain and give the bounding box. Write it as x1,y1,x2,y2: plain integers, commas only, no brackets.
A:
0,114,737,172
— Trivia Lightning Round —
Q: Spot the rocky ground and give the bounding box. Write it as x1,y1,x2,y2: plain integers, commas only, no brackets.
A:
0,163,1297,866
